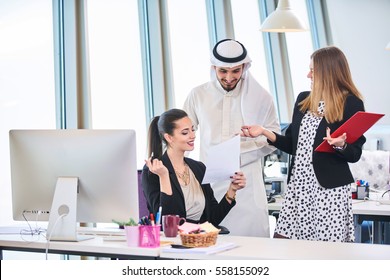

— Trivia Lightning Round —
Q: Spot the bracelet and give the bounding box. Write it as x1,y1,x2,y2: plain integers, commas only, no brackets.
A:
332,143,347,151
225,191,236,202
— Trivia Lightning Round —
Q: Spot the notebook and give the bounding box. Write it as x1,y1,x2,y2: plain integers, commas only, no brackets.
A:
315,111,384,153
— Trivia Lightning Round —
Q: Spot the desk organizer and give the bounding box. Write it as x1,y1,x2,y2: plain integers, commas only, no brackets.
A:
139,225,160,248
125,226,139,247
357,185,369,200
353,179,370,200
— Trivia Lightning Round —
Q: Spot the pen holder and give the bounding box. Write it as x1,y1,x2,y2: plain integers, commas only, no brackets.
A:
139,225,160,248
357,185,369,200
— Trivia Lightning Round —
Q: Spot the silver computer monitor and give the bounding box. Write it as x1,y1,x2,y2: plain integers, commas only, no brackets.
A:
9,129,139,241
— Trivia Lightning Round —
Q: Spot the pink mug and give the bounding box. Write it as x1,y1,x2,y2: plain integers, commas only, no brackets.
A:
162,215,186,237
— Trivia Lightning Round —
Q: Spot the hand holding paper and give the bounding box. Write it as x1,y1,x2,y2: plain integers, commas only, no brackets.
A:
202,135,240,184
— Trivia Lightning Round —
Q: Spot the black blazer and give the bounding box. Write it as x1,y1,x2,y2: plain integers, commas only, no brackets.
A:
141,152,235,226
271,91,366,188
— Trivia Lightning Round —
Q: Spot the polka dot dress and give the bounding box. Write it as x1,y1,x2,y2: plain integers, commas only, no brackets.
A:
275,102,354,242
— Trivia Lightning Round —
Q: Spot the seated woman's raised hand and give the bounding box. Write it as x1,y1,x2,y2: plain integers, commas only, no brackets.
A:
145,157,168,177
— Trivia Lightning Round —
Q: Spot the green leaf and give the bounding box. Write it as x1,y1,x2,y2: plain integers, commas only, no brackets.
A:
112,218,138,226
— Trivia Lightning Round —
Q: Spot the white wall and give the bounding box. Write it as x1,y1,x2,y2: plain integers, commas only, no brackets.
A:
325,0,390,149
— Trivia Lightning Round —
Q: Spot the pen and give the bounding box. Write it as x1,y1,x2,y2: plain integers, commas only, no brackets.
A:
156,206,162,225
155,211,160,225
150,213,155,226
141,216,149,225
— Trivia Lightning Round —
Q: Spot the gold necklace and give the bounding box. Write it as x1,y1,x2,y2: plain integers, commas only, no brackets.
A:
175,164,190,185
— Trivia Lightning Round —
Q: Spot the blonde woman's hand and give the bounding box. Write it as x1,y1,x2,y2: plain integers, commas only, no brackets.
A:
241,125,264,138
323,127,347,148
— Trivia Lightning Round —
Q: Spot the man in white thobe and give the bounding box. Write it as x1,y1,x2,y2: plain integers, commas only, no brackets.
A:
183,39,280,237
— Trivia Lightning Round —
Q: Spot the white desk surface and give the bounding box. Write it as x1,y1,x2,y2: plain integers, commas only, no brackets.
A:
0,233,160,258
159,234,390,260
268,197,283,211
352,199,390,215
1,231,389,260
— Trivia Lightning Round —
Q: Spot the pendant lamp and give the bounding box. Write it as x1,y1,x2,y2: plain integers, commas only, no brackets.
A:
260,0,308,32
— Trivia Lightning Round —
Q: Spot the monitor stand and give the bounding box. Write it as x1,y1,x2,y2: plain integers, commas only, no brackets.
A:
47,177,92,242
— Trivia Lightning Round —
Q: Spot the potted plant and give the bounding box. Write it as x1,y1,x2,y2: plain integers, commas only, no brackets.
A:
112,218,138,229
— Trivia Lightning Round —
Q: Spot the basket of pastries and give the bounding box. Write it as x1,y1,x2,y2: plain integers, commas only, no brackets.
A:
178,222,220,247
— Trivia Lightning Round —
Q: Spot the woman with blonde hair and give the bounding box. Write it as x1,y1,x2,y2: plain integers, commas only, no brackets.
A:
241,46,365,241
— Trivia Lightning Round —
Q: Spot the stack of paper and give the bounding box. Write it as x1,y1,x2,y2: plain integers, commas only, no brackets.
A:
161,242,237,255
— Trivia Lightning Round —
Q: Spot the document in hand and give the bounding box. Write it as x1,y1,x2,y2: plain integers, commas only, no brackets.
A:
315,111,385,153
202,135,240,184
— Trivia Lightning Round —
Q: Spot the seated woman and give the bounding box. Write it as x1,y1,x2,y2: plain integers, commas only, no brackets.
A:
141,108,246,228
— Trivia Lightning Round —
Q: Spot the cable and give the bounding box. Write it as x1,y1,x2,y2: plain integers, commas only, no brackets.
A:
20,211,46,238
44,213,67,260
363,197,390,206
381,189,390,198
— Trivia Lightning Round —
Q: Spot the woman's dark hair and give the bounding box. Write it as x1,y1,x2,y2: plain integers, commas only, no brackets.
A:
147,108,188,158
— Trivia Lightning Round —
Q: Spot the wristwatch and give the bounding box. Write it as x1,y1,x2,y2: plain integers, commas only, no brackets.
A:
333,143,347,151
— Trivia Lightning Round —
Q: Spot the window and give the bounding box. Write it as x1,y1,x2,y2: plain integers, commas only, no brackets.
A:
285,0,313,98
167,0,210,109
87,0,146,168
0,0,55,226
231,0,270,92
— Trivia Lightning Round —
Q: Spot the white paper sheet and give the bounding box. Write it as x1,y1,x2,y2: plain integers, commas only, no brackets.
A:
202,135,240,184
161,241,237,255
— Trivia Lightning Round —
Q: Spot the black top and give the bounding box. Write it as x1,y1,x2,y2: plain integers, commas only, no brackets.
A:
270,91,366,188
141,152,235,226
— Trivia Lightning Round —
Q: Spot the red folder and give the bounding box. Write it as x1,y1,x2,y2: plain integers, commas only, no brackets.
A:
315,111,385,153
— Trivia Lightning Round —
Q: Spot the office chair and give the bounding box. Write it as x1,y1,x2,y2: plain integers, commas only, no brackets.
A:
137,170,149,219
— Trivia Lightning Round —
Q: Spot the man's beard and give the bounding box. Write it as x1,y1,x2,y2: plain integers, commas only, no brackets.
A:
220,78,241,92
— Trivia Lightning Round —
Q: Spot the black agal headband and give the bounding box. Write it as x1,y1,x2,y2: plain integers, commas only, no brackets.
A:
212,39,247,63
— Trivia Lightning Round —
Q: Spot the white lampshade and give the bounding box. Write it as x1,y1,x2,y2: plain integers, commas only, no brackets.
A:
386,41,390,50
260,0,308,32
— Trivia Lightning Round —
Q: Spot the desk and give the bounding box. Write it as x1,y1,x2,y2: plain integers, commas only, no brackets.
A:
352,199,390,243
268,198,283,213
160,235,390,260
0,233,159,260
1,232,389,260
268,196,390,244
